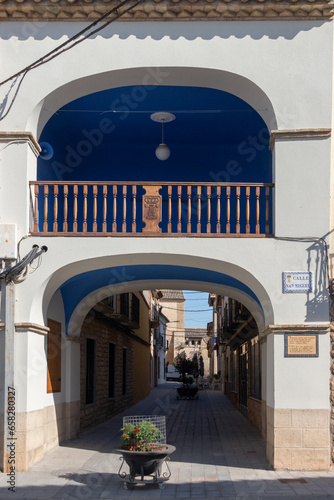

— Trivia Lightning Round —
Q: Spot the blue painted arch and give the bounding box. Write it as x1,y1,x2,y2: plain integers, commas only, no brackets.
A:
59,264,264,335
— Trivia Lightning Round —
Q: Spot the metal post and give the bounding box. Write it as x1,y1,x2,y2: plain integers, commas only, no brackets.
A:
2,280,15,473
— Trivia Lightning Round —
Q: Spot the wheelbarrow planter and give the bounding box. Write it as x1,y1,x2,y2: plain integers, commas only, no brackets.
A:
117,445,176,488
116,415,175,489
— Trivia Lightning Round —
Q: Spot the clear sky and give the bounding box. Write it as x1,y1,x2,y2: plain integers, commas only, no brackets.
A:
183,290,213,329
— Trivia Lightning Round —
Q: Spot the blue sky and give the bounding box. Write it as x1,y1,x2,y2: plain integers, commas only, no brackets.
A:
183,290,213,329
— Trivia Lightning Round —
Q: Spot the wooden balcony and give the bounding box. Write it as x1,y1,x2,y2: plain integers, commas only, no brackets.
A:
29,181,274,237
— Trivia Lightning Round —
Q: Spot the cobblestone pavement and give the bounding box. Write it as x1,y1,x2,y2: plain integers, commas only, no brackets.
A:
1,383,334,499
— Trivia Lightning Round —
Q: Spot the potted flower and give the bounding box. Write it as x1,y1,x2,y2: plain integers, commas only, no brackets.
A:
116,416,175,488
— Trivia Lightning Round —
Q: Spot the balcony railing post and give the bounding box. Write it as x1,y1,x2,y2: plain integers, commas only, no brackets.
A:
226,186,231,234
112,185,117,232
73,185,78,233
216,186,221,234
207,186,211,234
53,185,58,233
43,184,49,233
236,186,240,234
63,185,68,233
122,185,127,233
33,184,39,233
246,186,250,234
103,185,107,233
256,186,260,234
265,186,270,234
83,185,88,233
93,184,98,232
187,185,192,233
132,185,137,233
168,185,172,233
177,185,182,233
197,186,201,234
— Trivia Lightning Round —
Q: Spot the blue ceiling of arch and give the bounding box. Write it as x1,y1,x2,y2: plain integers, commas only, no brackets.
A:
38,85,272,183
59,264,262,333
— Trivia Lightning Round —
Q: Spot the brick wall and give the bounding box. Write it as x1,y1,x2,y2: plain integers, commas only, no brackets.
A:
80,312,134,431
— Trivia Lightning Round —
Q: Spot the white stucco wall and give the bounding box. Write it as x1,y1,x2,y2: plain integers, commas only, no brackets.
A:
15,237,329,328
274,331,330,409
0,20,332,134
0,17,332,417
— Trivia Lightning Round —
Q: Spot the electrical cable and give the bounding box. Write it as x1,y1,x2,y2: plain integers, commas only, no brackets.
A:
274,235,329,290
0,245,48,283
161,305,212,312
0,0,137,88
0,0,143,121
0,71,28,121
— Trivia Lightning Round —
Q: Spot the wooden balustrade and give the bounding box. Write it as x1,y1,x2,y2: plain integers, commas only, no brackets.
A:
29,181,274,237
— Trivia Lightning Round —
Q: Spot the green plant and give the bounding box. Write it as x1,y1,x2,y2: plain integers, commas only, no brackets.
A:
174,352,198,380
120,420,163,452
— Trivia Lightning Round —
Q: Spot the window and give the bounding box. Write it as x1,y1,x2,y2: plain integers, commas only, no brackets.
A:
122,347,127,395
250,337,261,400
86,338,96,405
47,319,61,393
119,293,140,325
108,343,115,399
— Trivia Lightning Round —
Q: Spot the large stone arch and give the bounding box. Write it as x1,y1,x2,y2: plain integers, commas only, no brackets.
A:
27,66,277,138
32,253,275,335
66,279,266,338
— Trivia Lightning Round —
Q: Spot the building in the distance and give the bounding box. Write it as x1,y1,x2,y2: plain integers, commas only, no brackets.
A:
184,328,210,376
158,290,186,365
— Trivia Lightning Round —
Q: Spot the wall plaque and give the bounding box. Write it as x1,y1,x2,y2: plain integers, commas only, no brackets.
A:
284,334,318,357
283,272,313,293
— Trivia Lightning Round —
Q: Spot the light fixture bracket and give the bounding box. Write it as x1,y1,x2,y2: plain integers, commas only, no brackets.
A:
150,112,176,123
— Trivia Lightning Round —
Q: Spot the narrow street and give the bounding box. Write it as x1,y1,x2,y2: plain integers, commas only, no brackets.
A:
1,384,334,499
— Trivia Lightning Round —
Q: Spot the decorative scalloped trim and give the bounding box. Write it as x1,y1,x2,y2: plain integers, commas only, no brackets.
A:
0,0,333,21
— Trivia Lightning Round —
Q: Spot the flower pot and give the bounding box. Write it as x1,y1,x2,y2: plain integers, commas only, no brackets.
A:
116,445,176,479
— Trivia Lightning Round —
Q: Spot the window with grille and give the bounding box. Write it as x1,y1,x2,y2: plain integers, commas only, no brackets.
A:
250,337,261,400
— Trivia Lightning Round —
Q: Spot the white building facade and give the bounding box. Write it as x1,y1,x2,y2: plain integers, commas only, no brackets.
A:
0,0,333,472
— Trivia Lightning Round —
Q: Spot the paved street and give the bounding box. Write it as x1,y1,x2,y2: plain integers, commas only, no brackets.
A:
1,383,334,499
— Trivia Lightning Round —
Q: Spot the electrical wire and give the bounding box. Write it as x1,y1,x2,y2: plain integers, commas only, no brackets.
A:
0,0,137,88
274,236,330,289
161,305,212,312
0,245,48,283
0,71,28,121
0,0,143,121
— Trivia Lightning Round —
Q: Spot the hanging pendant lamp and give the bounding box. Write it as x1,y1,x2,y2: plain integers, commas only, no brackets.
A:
150,112,176,161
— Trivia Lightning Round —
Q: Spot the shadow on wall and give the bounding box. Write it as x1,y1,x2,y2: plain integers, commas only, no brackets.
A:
305,236,330,323
0,18,326,42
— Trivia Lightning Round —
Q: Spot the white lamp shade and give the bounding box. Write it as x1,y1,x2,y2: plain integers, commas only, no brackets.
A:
155,143,170,161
